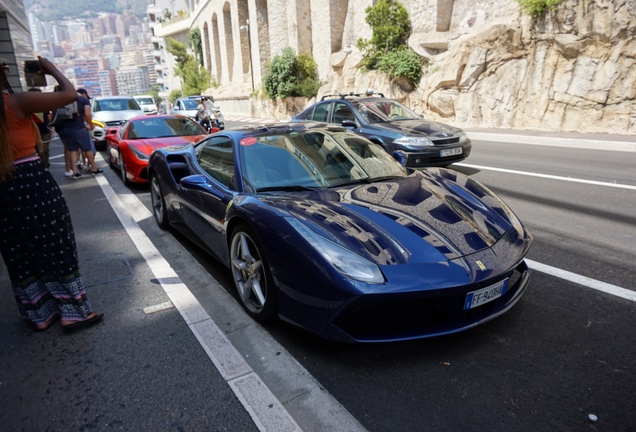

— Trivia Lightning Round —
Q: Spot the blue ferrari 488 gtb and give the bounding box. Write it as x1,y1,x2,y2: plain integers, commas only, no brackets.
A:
148,122,532,343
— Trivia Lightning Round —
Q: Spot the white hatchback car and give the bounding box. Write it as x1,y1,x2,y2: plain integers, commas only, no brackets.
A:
91,96,145,149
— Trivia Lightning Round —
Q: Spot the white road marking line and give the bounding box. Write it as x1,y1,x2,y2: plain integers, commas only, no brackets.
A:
92,173,302,432
527,259,636,302
455,163,636,190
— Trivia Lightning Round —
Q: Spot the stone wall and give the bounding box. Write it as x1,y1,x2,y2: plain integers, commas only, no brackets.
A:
247,0,636,134
187,0,635,134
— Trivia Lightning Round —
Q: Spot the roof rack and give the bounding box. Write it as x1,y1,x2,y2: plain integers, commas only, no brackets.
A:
320,91,385,101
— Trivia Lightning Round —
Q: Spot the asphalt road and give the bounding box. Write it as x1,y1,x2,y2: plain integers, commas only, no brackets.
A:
119,122,635,432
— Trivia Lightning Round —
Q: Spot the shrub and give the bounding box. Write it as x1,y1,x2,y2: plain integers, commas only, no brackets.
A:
377,47,426,85
264,48,320,100
517,0,563,17
356,0,424,87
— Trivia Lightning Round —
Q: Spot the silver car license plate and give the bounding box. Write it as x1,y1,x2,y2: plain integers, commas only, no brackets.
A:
440,147,462,157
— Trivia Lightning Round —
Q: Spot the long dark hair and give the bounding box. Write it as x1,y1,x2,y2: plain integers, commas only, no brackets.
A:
0,63,15,182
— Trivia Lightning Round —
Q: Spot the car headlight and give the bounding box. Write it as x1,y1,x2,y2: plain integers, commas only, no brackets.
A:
393,136,434,148
457,131,468,141
286,218,385,284
128,144,149,161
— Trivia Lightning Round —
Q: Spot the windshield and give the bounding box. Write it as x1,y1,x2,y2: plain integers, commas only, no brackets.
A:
128,117,205,139
182,99,199,109
135,97,154,105
237,130,407,193
352,100,421,124
94,98,141,112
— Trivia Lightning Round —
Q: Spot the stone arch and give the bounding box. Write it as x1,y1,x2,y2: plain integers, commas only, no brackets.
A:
437,0,455,32
255,0,270,81
238,0,249,76
295,0,312,55
212,13,222,83
330,0,348,53
223,2,234,82
203,21,211,72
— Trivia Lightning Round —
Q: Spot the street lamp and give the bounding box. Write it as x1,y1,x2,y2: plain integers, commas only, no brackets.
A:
240,19,254,92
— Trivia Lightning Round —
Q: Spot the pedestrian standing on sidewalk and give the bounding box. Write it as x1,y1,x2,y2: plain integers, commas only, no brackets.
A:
54,87,102,179
76,88,98,171
0,56,103,332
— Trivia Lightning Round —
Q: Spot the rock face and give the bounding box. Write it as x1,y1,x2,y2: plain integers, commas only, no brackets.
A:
257,0,635,134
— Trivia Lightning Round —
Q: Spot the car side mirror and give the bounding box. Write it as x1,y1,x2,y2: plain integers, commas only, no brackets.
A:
180,174,208,190
341,120,357,129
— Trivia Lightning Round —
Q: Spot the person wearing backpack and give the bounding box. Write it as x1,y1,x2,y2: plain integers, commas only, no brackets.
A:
53,88,102,178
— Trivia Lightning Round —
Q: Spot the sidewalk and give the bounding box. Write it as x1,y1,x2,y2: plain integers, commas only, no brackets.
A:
0,139,260,431
464,127,636,152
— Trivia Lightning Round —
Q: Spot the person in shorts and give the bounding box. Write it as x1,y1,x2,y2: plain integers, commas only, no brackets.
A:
55,88,102,178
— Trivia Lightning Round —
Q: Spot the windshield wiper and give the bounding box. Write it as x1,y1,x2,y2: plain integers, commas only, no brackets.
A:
329,178,372,188
368,175,402,182
255,185,322,192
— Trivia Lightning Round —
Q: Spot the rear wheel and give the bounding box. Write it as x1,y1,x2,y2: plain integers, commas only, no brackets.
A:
230,224,277,322
150,173,169,229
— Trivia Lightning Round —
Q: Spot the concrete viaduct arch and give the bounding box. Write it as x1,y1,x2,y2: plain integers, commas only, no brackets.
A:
189,0,353,95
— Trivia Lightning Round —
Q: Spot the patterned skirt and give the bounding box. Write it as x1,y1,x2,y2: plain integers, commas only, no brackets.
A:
0,159,94,325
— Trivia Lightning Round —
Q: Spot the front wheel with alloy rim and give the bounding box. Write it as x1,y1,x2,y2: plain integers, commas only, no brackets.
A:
150,173,169,229
230,224,277,322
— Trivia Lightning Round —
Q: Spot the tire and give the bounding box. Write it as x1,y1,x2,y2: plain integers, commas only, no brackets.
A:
106,147,115,169
150,173,169,230
230,224,277,322
119,151,128,185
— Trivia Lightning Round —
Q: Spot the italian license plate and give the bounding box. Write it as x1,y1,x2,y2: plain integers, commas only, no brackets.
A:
440,147,462,157
464,279,509,310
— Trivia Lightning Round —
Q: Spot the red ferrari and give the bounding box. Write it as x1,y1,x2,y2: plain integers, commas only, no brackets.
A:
104,114,211,184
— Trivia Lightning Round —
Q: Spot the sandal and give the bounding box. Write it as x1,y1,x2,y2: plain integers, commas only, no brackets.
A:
33,313,61,331
62,312,104,333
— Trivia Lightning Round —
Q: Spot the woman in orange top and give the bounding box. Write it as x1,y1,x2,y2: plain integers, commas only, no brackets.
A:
0,57,103,332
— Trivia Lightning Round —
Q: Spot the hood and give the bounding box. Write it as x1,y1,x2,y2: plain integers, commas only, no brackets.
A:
130,135,205,155
368,119,462,139
261,170,520,266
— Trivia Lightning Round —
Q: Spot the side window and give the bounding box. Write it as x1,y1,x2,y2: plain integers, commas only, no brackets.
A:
312,103,329,122
197,135,235,189
332,102,356,124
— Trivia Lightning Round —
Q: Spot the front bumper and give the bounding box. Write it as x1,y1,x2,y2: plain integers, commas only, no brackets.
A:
322,260,530,343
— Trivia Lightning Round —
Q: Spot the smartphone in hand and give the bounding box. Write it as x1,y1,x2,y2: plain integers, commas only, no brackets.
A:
24,60,47,87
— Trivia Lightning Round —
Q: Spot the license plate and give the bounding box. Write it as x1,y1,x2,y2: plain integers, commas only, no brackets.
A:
440,147,462,157
464,279,509,310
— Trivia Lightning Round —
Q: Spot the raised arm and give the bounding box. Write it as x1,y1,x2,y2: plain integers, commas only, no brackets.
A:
8,57,77,118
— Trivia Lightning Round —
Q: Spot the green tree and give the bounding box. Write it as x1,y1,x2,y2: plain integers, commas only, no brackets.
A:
165,37,211,95
189,28,204,67
263,48,320,100
356,0,424,86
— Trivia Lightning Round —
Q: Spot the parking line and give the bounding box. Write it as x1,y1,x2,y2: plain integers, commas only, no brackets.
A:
92,173,304,432
455,163,636,190
527,259,636,302
90,160,366,432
